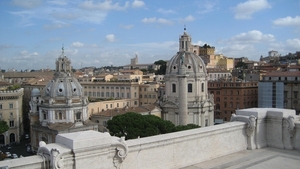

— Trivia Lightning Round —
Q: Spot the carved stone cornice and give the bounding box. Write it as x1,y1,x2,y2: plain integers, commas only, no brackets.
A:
112,137,128,169
283,116,295,138
230,114,257,137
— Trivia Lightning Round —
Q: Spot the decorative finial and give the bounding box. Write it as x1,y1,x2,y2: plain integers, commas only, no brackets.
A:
62,44,64,54
184,25,186,31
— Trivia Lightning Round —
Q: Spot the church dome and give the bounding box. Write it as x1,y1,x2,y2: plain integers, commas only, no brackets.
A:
31,88,41,97
43,74,83,98
165,29,207,77
166,51,207,76
42,49,83,99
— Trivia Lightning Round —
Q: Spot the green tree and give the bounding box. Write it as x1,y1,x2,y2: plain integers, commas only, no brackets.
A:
7,84,21,90
235,62,247,69
0,120,9,134
174,124,200,132
107,112,175,140
107,112,200,140
154,60,167,75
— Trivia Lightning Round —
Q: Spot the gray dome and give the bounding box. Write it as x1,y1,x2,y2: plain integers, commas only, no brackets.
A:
43,74,83,98
166,51,207,76
31,88,41,97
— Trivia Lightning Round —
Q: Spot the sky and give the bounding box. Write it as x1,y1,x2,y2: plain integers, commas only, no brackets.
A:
0,0,300,71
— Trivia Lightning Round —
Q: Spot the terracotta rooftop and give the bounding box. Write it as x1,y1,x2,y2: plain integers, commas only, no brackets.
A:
264,71,300,77
93,104,160,117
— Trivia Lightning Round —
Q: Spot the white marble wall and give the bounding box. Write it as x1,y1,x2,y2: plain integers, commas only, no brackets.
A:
1,108,300,169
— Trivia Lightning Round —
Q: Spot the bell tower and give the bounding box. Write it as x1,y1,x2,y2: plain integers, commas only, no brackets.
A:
179,26,192,52
56,47,72,73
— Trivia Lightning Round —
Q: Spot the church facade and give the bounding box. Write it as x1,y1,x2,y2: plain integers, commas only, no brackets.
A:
160,29,214,126
29,49,98,150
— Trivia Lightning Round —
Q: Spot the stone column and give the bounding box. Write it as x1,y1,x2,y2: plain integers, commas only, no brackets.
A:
177,65,188,125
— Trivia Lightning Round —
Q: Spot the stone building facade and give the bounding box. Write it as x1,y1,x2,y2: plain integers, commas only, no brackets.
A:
160,29,214,126
0,88,24,145
208,80,258,122
259,71,300,115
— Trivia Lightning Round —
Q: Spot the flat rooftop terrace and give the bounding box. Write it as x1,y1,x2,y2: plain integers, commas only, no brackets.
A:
182,147,300,169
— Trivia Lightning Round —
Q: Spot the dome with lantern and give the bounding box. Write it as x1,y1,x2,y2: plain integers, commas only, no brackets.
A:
42,49,84,102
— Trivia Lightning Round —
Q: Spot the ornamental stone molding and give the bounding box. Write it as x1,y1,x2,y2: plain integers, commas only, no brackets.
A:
231,114,257,149
283,115,295,138
112,137,129,169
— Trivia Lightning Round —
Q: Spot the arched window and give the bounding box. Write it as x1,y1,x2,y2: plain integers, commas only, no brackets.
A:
216,104,220,110
172,84,176,93
9,133,15,143
0,134,4,145
59,112,63,120
188,83,192,93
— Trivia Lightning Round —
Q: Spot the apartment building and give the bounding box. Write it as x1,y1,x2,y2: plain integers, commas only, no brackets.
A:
139,82,160,105
207,68,232,81
258,71,300,115
208,79,258,122
0,88,24,145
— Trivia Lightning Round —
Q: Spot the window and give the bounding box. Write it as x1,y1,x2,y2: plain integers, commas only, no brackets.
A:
294,91,298,99
9,104,13,109
134,92,137,97
10,112,13,117
59,112,63,120
0,104,2,109
134,101,137,105
201,83,204,92
284,91,288,98
76,112,81,122
144,95,147,98
117,103,119,107
127,93,129,98
9,120,14,127
172,84,176,93
43,112,47,120
140,95,142,98
188,83,192,93
110,104,113,108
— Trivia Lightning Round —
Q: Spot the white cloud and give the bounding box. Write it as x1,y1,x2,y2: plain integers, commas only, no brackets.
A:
47,0,68,6
71,42,84,47
79,0,129,11
142,17,173,25
273,16,300,27
132,0,145,8
157,8,175,14
120,24,134,29
43,23,70,30
197,0,218,14
180,15,195,23
286,38,300,49
11,0,42,9
234,0,271,19
226,30,275,43
106,34,115,42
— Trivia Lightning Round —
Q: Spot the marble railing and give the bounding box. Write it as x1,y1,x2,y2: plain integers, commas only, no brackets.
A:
0,108,299,169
